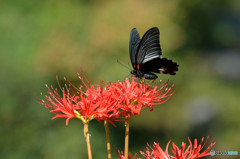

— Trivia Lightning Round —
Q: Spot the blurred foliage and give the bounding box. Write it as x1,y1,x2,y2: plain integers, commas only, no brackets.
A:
0,0,240,158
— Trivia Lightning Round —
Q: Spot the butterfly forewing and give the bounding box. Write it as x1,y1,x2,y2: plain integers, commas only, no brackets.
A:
129,28,141,67
136,27,162,65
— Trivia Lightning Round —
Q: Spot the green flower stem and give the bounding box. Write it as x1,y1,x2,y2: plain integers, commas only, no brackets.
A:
104,121,112,159
124,118,130,159
84,123,92,159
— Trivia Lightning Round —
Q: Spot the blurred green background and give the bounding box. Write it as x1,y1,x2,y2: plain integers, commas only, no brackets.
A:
1,0,240,158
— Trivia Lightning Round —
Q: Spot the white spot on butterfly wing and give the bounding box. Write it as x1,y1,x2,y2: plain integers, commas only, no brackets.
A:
159,68,164,73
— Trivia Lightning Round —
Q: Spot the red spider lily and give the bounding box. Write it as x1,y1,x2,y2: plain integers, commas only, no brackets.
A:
140,142,171,159
139,137,215,159
171,136,216,159
107,78,175,118
39,74,175,125
39,74,121,125
40,83,78,125
118,151,140,159
75,85,121,123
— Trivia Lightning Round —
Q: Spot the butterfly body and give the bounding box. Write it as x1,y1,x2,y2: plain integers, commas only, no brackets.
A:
130,66,158,79
129,27,178,80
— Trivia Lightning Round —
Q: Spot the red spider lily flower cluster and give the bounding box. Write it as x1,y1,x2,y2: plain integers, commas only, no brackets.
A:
138,136,215,159
39,73,175,125
118,151,140,159
40,74,121,125
107,78,174,118
118,137,215,159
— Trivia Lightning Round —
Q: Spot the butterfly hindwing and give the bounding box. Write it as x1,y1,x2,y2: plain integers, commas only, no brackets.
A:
129,28,141,68
142,58,179,75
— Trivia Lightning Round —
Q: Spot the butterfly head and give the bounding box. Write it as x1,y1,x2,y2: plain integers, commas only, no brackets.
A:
130,69,144,78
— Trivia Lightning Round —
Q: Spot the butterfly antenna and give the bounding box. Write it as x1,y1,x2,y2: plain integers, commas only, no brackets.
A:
117,59,131,70
127,62,132,70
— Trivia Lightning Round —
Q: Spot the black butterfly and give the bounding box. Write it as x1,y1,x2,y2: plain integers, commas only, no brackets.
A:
129,27,179,79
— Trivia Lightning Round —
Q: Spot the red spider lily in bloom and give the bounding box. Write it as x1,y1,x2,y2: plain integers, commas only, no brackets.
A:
118,151,140,159
170,136,215,159
39,73,120,125
140,142,170,159
39,74,175,124
40,83,78,125
140,137,215,159
107,78,175,118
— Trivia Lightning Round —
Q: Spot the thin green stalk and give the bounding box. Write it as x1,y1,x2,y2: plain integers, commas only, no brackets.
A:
104,120,112,159
84,123,92,159
124,118,130,159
